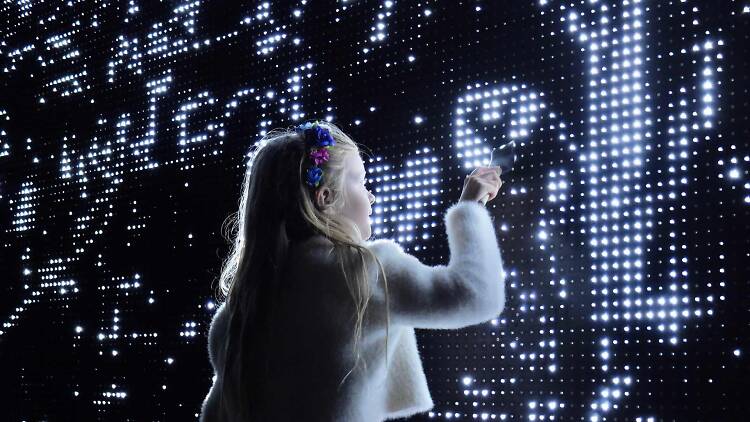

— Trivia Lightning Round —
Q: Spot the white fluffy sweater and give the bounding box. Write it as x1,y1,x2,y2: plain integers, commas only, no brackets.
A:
200,200,506,421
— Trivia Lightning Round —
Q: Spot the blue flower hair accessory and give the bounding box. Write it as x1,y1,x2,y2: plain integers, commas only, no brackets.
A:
295,121,336,188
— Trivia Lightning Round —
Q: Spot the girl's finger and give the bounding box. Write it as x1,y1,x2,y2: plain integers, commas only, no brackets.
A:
472,167,491,174
477,170,499,182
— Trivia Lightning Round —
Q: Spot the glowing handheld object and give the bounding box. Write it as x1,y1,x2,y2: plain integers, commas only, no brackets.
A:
480,140,516,206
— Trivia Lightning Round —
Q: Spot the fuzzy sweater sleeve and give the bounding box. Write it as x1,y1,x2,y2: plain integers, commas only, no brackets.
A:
365,200,507,330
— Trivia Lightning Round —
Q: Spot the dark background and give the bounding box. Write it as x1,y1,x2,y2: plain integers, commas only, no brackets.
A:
1,0,748,420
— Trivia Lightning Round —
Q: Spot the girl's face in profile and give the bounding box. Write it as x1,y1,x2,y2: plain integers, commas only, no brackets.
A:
340,152,376,241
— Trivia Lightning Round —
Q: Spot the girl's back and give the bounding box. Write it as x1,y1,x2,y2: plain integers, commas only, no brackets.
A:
201,200,506,421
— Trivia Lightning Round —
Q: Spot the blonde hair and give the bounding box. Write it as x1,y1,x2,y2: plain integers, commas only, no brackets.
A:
214,121,390,420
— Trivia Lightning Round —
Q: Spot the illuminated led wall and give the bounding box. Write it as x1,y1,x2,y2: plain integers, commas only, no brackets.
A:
1,1,748,420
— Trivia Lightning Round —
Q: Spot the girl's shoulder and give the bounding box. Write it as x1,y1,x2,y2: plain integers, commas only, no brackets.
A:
291,234,335,257
207,301,230,371
290,234,409,272
287,234,339,271
365,237,404,254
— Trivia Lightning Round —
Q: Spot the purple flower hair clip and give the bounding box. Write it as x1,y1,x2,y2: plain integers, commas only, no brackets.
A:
295,121,336,188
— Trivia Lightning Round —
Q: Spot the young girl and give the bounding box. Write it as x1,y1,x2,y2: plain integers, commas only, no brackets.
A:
200,121,505,422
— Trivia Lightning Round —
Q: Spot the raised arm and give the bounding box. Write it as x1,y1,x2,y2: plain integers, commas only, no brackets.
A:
365,200,506,330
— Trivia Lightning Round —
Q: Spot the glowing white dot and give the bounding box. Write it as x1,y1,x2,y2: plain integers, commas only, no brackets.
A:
414,116,424,124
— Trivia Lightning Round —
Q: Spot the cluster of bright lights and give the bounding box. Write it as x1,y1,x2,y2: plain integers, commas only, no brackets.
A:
37,29,88,99
561,0,650,417
256,31,287,55
0,109,8,157
448,61,581,420
93,384,128,406
108,36,140,83
284,63,314,120
176,91,222,149
172,0,199,34
180,321,198,338
430,376,517,420
367,1,394,46
10,180,38,231
368,147,440,248
692,39,749,198
454,82,554,169
551,0,724,418
255,2,271,21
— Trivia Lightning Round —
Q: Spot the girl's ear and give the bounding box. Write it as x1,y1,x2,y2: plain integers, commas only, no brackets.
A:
314,186,334,211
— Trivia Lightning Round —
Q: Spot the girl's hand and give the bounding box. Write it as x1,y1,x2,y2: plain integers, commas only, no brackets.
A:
459,166,503,206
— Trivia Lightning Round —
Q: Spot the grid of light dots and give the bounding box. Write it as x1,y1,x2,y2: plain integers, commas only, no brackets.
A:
367,147,440,250
0,0,745,419
449,76,573,421
566,0,660,418
428,0,742,420
558,0,725,419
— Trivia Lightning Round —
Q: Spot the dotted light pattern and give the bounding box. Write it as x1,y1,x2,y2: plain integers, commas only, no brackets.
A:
437,1,746,421
368,146,441,248
450,79,579,422
0,0,747,420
